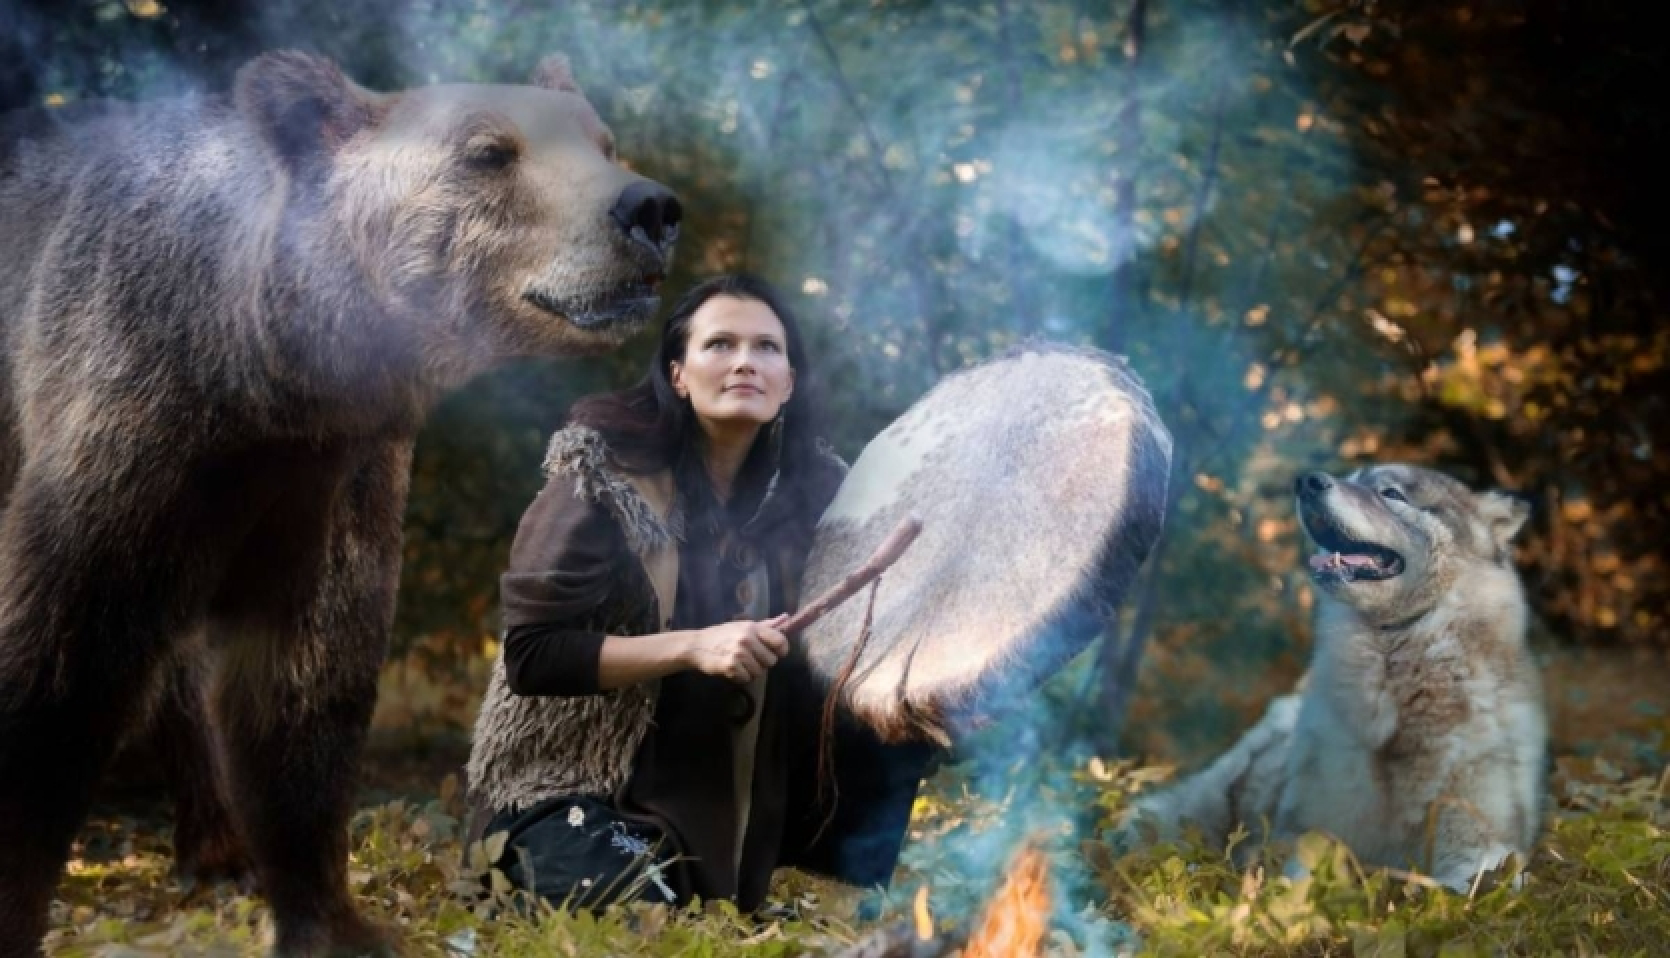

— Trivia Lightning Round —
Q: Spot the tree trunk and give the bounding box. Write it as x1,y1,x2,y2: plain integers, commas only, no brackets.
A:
995,0,1040,337
1101,0,1148,353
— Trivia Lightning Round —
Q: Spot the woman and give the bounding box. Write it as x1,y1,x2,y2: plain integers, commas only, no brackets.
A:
466,274,934,911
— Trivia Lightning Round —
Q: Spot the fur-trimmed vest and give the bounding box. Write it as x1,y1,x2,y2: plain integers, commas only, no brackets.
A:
466,425,684,814
465,425,938,898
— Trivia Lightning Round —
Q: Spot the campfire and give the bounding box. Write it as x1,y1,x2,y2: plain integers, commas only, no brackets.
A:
835,839,1054,958
962,841,1053,958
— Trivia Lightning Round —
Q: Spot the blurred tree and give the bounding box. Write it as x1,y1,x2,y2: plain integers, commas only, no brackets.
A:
5,0,1663,753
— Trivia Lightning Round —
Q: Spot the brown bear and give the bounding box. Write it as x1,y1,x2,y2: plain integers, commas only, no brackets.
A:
0,50,679,956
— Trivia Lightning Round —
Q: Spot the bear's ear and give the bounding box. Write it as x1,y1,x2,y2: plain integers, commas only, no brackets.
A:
236,51,376,174
530,54,584,95
1478,489,1532,552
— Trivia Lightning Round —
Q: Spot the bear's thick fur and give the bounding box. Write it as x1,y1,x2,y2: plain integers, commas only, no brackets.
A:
0,51,679,956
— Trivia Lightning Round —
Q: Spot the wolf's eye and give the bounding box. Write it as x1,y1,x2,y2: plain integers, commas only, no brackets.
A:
1380,487,1409,504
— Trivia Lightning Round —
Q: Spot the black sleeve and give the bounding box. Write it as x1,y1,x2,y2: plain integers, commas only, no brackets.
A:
497,474,630,696
501,623,607,696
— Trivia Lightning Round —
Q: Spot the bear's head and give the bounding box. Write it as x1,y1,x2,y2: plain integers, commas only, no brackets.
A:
234,51,678,378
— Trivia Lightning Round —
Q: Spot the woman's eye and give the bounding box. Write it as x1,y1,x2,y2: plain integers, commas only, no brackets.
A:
761,341,781,353
707,340,731,351
1380,487,1408,504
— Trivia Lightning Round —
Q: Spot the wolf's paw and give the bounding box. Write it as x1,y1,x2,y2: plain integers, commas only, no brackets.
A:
1432,844,1527,894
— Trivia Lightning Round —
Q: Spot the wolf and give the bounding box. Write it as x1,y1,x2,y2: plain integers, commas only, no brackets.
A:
1118,464,1547,892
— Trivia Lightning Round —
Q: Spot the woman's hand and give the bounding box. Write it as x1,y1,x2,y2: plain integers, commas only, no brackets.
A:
682,617,789,684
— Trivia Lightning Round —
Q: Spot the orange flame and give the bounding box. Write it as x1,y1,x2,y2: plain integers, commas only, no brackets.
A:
962,840,1053,958
913,884,933,941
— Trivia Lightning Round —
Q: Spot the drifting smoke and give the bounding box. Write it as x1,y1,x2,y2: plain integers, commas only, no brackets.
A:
896,627,1141,956
3,2,1379,949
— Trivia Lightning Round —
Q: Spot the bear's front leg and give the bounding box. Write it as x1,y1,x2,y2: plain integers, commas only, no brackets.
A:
213,441,412,958
0,467,198,958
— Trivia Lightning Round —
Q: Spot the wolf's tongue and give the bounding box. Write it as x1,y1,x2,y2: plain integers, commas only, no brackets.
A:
1309,551,1379,571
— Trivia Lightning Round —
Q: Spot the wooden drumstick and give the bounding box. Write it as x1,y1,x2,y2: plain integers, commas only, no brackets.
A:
779,515,922,638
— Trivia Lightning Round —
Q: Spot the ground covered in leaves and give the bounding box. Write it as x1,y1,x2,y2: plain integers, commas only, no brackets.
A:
45,747,1670,957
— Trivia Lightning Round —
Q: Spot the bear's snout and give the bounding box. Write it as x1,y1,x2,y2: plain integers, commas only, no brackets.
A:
610,179,682,259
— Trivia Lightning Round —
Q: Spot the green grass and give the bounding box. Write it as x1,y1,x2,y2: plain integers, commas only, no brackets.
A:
45,758,1670,957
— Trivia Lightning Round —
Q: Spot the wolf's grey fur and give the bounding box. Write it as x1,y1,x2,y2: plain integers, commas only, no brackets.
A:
1120,465,1546,892
800,344,1172,743
0,51,672,956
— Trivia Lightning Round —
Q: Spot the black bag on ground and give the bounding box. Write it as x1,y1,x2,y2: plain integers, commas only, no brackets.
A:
481,794,679,910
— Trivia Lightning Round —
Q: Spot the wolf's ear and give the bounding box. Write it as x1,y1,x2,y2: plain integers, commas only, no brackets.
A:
237,51,377,174
530,54,584,95
1478,490,1531,551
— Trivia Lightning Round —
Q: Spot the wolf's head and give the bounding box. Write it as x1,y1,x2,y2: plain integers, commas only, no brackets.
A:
1294,464,1530,625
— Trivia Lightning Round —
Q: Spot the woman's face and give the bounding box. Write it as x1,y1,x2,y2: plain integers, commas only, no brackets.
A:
670,294,795,433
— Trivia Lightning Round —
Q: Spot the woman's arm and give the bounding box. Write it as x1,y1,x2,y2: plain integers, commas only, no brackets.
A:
497,473,658,697
596,619,788,689
504,618,792,694
498,471,790,695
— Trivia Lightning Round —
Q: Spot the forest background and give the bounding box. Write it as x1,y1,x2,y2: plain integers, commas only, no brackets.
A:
4,0,1667,773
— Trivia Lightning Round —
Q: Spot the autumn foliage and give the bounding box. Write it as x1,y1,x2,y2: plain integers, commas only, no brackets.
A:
5,0,1667,951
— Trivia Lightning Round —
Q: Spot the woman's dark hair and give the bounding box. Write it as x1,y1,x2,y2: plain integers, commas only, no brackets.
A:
569,273,826,493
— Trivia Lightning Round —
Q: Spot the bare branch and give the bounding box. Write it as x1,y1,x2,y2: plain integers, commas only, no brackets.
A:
796,0,895,197
795,1,949,377
1194,211,1394,476
1176,78,1232,313
741,66,803,269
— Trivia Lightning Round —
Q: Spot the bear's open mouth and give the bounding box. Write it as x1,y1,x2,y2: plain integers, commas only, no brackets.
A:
1302,513,1404,583
524,281,660,330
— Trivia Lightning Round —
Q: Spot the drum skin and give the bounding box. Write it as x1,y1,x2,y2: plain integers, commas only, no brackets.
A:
800,344,1174,744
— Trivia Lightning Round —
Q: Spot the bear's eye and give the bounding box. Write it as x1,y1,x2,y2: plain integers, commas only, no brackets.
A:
464,135,520,172
1380,487,1409,504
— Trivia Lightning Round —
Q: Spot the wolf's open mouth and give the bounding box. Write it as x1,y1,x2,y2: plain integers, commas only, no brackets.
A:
1303,516,1405,582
